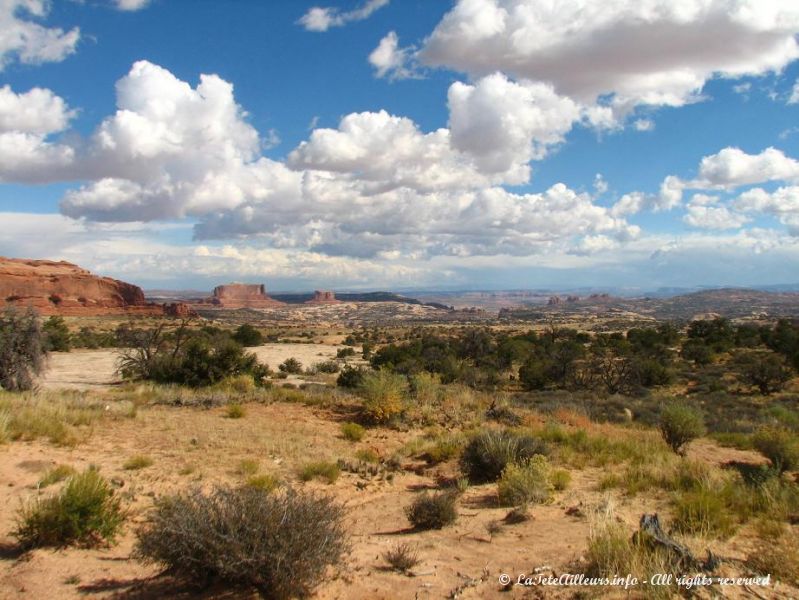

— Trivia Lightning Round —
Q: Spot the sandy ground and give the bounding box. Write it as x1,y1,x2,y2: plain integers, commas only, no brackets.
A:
38,343,343,390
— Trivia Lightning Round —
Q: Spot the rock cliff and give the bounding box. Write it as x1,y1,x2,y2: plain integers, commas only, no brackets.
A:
0,257,194,317
211,283,283,308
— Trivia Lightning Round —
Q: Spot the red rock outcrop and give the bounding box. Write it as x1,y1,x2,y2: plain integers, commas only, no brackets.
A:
211,283,283,308
0,257,195,317
306,290,340,304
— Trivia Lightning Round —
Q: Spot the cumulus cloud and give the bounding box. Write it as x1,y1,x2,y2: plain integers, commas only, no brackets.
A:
683,204,749,230
734,186,799,233
0,0,80,70
692,146,799,189
447,74,580,182
0,84,74,134
0,61,636,262
421,0,799,116
298,0,389,32
368,31,418,79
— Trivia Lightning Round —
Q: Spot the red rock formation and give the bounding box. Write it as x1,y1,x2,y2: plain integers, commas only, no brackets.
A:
211,283,283,308
547,295,562,306
306,290,340,304
0,257,195,317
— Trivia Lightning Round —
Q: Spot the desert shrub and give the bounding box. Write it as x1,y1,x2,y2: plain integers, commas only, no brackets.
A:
405,491,457,530
315,360,340,374
226,403,246,419
38,464,76,488
752,427,799,473
359,370,406,424
340,421,365,442
383,543,419,573
236,459,260,477
118,325,267,388
299,461,340,484
504,505,531,524
336,347,356,359
134,486,348,599
672,485,736,538
0,307,46,391
735,350,792,395
14,468,124,548
423,433,465,464
43,316,71,352
659,402,705,455
551,468,572,491
497,456,553,506
336,365,366,388
460,429,548,483
278,357,303,374
245,474,280,493
681,339,713,365
123,455,153,470
232,324,263,347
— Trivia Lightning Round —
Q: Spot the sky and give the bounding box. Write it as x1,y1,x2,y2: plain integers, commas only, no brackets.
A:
1,0,799,292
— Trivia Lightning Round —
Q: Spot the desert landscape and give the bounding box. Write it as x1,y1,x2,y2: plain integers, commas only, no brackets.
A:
3,1,799,598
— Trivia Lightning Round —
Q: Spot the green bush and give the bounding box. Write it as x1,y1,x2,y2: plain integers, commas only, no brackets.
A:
405,492,457,530
315,360,340,374
0,307,46,391
299,461,340,484
359,370,406,424
659,403,705,455
232,324,263,347
672,486,736,538
43,316,71,352
497,456,553,506
14,469,124,548
753,427,799,473
341,422,365,442
460,429,548,483
226,403,246,419
278,357,303,374
134,486,348,599
551,468,572,491
336,365,366,388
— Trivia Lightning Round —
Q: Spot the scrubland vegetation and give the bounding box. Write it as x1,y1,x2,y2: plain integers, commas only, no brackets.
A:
0,307,797,598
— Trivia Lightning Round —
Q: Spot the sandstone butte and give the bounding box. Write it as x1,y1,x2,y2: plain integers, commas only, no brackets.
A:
306,290,341,304
210,283,284,308
0,257,194,317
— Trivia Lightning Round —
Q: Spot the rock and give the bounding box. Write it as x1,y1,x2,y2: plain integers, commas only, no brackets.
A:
547,295,562,305
0,257,194,317
306,290,340,304
211,283,284,308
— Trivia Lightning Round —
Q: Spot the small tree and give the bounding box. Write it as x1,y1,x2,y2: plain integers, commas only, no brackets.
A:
278,357,303,374
43,316,71,352
735,350,792,395
0,307,46,391
659,403,705,455
232,324,263,347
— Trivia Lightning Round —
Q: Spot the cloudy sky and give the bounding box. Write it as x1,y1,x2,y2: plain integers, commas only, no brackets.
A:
1,0,799,292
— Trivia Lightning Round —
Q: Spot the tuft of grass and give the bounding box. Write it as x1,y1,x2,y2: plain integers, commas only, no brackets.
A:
497,456,553,507
405,491,458,530
672,485,737,538
38,464,77,488
383,542,420,573
354,448,380,463
551,468,571,491
752,427,799,473
225,403,246,419
236,459,260,477
341,422,365,442
460,429,548,483
178,464,196,476
299,461,340,484
123,455,153,471
245,474,280,493
14,469,124,548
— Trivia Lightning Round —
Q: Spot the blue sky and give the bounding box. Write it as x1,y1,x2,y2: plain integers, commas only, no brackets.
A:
1,0,799,291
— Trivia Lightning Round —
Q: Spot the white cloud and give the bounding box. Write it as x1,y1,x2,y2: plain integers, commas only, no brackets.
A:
683,204,749,230
421,0,799,114
593,173,608,195
633,118,654,132
0,84,74,134
114,0,150,10
734,186,799,232
298,0,389,32
447,74,580,182
693,146,799,189
368,31,418,79
789,80,799,104
0,0,80,70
